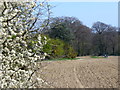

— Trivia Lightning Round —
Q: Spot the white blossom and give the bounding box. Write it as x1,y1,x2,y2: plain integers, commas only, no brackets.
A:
0,1,48,88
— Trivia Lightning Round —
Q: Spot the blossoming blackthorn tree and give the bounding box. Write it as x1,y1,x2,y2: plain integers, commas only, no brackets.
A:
0,1,50,88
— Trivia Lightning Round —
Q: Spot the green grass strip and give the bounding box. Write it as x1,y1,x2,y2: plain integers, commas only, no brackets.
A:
91,56,107,58
43,58,79,61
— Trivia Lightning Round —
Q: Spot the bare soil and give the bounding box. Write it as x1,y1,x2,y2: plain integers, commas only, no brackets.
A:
36,56,118,88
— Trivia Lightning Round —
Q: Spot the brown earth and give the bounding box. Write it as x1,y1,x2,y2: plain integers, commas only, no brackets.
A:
36,56,118,88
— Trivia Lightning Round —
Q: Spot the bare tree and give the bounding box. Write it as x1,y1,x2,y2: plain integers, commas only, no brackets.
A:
92,22,118,55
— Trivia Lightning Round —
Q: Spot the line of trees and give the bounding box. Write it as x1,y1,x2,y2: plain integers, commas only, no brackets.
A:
41,16,119,57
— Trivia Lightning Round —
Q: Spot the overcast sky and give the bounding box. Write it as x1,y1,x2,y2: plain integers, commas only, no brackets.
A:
49,2,118,28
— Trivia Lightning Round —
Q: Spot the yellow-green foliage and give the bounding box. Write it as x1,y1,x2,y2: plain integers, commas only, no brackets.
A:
64,43,77,58
43,38,65,59
43,35,77,59
28,34,77,59
51,39,65,58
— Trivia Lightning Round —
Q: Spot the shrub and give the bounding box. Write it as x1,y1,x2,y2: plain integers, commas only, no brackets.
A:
64,43,77,58
43,38,65,59
43,35,77,59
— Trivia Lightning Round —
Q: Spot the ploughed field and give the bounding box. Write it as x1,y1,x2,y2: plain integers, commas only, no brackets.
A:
36,56,118,88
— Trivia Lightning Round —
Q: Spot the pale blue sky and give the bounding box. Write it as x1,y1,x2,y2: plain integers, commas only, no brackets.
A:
49,2,118,28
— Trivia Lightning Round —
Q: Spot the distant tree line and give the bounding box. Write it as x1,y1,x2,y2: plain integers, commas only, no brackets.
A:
40,16,119,58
